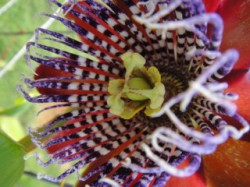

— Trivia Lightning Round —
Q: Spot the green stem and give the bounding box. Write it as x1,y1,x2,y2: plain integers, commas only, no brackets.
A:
18,134,36,153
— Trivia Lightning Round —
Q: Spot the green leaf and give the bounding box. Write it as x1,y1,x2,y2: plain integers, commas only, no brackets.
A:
0,131,25,187
0,117,25,141
0,101,32,117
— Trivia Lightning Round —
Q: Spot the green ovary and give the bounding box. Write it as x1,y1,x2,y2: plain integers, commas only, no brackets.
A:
107,52,166,119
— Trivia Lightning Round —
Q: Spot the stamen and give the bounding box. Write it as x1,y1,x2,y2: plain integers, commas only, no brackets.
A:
107,52,166,119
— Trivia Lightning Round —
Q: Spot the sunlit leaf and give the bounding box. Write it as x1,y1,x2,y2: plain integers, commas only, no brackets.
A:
0,116,25,141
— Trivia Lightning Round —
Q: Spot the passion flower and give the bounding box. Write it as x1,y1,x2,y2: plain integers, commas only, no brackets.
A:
18,0,250,186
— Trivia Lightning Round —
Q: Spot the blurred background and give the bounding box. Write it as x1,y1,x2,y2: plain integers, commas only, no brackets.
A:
0,0,75,186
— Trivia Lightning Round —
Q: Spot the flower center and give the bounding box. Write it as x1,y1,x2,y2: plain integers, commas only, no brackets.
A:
107,52,166,119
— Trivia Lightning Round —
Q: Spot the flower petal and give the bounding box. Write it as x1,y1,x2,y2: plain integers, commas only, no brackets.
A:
203,0,223,12
224,69,250,121
203,138,250,187
35,64,73,95
166,159,206,187
217,0,250,69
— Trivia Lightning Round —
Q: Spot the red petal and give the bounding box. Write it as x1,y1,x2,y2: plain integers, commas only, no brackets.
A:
203,0,223,12
219,114,250,142
203,138,250,187
165,159,206,187
35,64,72,80
224,69,250,122
223,69,250,141
35,64,73,95
217,0,250,69
35,64,108,95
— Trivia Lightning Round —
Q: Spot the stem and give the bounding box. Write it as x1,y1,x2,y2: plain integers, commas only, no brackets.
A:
18,134,36,153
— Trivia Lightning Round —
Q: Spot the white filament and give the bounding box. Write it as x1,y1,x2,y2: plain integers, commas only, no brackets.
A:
140,143,201,177
99,178,121,187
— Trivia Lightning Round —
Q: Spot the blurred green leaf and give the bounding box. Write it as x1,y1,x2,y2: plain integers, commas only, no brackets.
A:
0,131,25,187
0,116,25,141
0,102,32,117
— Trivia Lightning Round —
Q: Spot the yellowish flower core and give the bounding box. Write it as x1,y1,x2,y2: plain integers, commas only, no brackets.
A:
107,52,166,119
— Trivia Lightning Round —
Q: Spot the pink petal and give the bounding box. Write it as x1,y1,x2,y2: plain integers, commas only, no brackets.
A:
217,0,250,69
